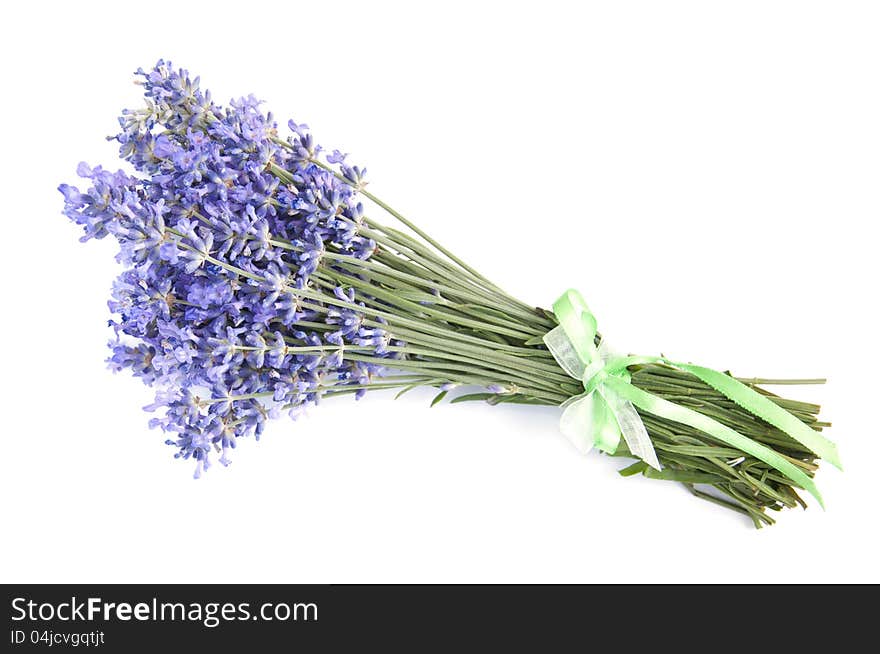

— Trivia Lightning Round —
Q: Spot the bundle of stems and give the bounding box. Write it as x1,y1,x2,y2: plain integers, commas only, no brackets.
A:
265,155,827,529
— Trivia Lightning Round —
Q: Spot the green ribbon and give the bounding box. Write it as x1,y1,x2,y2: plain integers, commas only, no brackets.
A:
544,289,840,507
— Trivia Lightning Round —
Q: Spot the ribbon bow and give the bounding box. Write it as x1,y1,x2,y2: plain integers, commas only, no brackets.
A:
543,289,841,506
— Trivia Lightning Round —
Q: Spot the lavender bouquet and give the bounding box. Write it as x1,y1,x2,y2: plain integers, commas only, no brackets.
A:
61,61,839,527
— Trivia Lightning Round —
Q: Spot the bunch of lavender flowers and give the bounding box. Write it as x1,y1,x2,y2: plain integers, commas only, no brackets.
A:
60,63,401,477
61,60,831,526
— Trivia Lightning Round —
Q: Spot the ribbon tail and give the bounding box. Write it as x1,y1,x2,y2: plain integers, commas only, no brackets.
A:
675,363,841,470
598,387,661,470
603,376,824,508
559,394,621,455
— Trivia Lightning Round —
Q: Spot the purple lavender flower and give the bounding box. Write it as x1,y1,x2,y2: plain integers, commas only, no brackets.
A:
60,59,396,477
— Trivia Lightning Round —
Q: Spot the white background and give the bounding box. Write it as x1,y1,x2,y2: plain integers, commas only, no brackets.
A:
1,1,877,583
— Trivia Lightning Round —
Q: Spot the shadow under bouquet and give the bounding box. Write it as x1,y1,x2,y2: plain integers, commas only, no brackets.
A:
60,60,839,527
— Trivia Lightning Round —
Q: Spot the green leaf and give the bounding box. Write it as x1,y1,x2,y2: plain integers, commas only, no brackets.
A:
493,395,549,405
488,393,521,405
394,384,423,400
446,392,547,406
449,393,494,405
618,461,648,477
430,390,448,407
619,461,720,484
523,334,547,346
